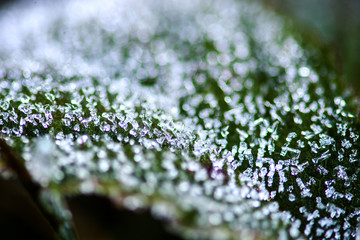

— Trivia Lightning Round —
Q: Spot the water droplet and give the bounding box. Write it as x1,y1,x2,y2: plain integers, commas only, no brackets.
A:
98,159,110,172
288,194,296,202
298,66,310,77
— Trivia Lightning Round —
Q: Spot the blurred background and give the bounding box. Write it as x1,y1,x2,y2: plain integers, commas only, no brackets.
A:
261,0,360,96
1,0,359,94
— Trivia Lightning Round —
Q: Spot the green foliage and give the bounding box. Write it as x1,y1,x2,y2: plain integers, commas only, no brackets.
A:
0,0,359,239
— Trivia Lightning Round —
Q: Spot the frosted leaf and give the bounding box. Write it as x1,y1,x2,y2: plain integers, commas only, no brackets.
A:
0,0,359,239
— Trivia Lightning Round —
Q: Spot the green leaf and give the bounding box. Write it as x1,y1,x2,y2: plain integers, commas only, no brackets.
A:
0,0,359,239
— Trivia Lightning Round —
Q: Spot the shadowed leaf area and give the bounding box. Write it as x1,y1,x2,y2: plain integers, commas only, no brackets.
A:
67,195,184,240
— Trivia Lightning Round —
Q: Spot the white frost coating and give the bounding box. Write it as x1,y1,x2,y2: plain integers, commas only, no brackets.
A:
28,137,62,185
